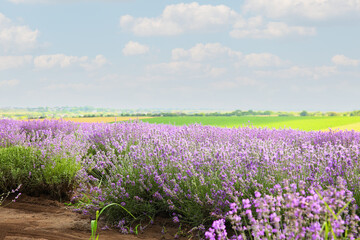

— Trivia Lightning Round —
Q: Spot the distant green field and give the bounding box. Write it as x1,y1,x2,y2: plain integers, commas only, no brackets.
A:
140,116,360,131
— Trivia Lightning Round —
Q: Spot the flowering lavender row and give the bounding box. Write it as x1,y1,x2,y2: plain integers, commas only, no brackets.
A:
206,177,360,239
1,119,360,237
0,119,87,158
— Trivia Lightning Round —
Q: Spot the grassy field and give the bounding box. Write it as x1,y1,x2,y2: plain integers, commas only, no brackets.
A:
140,116,360,131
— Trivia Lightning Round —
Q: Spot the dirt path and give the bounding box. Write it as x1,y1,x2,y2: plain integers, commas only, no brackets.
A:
0,195,188,240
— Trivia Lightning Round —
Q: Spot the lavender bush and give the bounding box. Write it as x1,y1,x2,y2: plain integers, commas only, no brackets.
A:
0,119,87,199
206,177,360,239
1,119,360,238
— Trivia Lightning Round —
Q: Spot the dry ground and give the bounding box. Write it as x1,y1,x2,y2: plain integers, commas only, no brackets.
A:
0,195,189,240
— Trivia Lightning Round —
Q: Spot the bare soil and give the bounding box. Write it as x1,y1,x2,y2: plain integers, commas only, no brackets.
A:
0,195,190,240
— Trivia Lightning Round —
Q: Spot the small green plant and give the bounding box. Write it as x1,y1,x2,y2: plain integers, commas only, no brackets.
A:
161,225,167,235
316,190,354,240
89,203,136,240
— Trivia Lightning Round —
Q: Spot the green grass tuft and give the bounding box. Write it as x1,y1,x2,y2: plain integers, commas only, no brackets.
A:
0,146,80,200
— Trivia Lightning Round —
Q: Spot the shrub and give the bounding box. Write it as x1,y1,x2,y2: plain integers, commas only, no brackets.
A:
0,146,80,200
0,146,41,192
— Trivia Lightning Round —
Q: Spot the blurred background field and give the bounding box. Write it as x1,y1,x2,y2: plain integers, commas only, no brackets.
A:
140,116,360,131
22,115,360,131
29,116,152,123
2,107,360,131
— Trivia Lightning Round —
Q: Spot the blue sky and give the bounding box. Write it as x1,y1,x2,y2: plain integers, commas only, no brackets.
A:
0,0,359,111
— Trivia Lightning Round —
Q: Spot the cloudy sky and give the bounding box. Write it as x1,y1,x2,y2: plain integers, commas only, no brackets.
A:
0,0,359,111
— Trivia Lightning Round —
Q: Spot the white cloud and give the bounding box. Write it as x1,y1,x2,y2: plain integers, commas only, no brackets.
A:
34,54,88,69
211,77,261,89
237,53,289,67
331,55,359,66
33,54,108,71
122,41,149,56
8,0,49,3
147,43,289,85
120,2,238,36
120,2,316,38
256,65,338,79
172,43,241,61
0,79,19,87
146,61,226,79
44,83,96,91
230,17,316,39
0,55,33,71
211,80,238,89
146,61,204,75
0,13,11,26
243,0,360,20
208,67,227,77
120,15,182,36
0,13,39,52
235,77,261,86
171,43,287,67
80,54,108,71
119,3,316,39
97,73,119,82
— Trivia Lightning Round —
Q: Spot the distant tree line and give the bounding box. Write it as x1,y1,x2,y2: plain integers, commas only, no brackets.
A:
1,107,360,119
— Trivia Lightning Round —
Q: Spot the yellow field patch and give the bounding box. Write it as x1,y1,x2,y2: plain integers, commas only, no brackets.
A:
331,122,360,131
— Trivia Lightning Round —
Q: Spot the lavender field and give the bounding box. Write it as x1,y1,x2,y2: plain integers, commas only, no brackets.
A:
1,119,360,239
